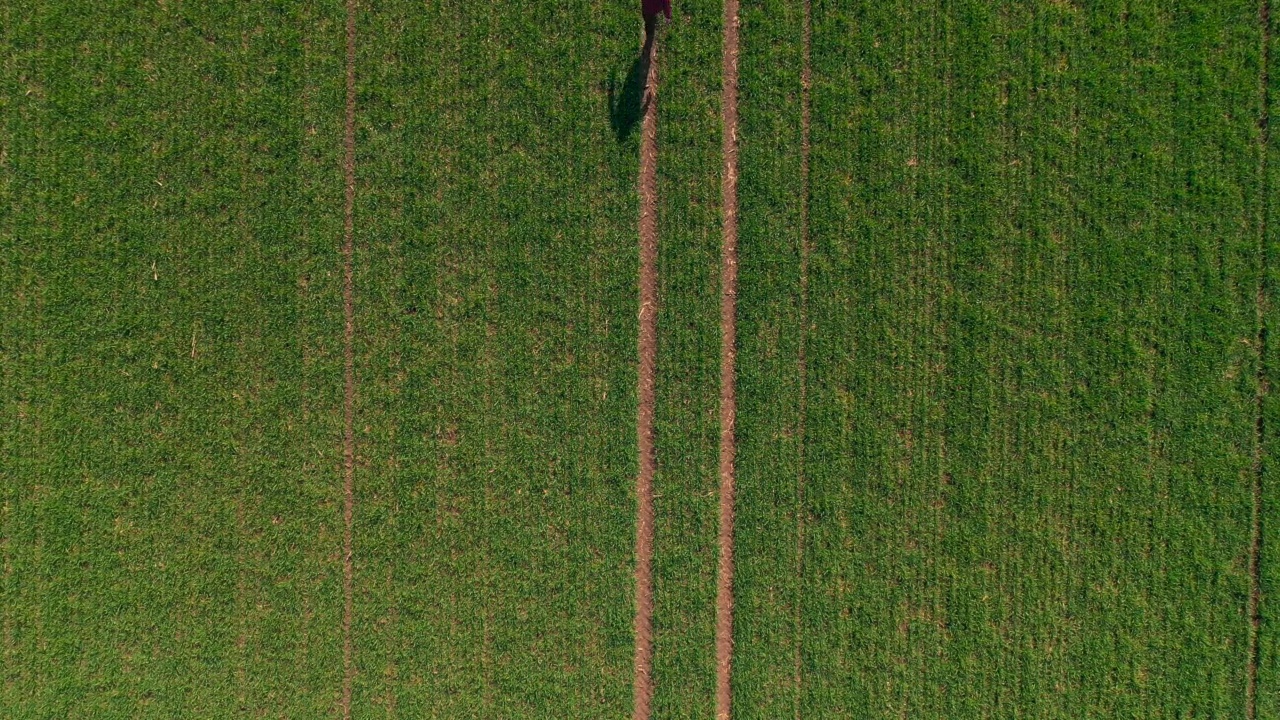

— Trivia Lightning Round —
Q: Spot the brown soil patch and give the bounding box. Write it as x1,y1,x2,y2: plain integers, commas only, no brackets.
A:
632,25,659,720
716,1,742,718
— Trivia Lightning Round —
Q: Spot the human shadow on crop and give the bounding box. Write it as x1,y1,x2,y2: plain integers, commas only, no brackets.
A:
608,36,654,143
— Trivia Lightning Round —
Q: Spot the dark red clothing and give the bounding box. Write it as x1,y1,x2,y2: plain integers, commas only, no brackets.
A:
642,0,671,19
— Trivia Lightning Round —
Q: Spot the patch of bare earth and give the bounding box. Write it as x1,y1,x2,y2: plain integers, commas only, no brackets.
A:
633,23,659,720
716,1,741,718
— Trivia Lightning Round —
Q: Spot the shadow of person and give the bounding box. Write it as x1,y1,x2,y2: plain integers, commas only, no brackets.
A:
609,35,654,144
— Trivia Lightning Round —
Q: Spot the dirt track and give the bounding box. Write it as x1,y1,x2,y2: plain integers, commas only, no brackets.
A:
633,25,659,720
715,0,741,717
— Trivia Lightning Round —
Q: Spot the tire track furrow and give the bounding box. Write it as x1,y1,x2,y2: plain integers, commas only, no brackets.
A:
716,0,742,717
633,23,659,720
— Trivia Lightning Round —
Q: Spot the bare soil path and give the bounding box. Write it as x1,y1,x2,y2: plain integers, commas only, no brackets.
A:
633,25,659,720
715,0,741,717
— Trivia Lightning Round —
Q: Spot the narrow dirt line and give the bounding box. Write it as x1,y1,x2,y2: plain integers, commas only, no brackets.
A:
1248,1,1272,717
632,25,659,720
792,1,812,718
715,0,742,717
340,0,357,718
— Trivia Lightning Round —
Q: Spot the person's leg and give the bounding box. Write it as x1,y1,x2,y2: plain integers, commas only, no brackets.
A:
638,12,657,112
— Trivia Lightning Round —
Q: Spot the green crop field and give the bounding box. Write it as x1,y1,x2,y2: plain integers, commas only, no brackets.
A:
736,0,1270,718
2,0,1278,718
349,2,638,716
3,1,349,714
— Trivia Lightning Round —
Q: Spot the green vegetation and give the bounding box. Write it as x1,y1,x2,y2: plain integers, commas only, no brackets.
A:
1259,0,1280,715
648,2,724,718
735,0,1266,716
732,0,807,716
348,2,638,716
727,0,803,712
0,0,347,715
3,0,1275,717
